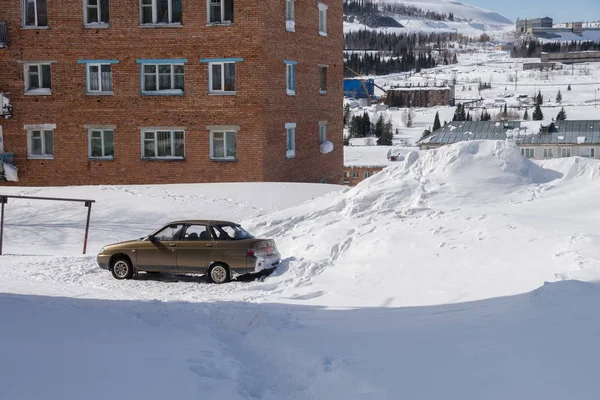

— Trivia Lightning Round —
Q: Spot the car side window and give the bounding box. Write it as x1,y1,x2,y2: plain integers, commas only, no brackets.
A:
153,224,185,241
210,226,231,241
183,225,212,241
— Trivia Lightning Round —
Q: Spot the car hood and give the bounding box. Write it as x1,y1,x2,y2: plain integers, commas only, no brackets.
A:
104,239,143,249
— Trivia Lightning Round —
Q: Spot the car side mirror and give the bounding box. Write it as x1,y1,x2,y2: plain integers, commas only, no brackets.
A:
147,235,156,242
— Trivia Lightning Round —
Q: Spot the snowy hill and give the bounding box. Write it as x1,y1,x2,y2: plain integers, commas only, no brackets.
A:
344,0,514,36
3,141,600,398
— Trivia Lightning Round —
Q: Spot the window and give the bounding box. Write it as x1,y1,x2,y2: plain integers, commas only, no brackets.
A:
23,0,48,27
183,225,212,241
140,62,185,95
319,65,327,93
352,171,359,179
142,129,185,159
153,224,185,241
286,122,296,159
89,129,114,159
364,171,371,179
87,64,113,94
285,61,296,95
318,3,327,36
520,148,534,158
208,0,233,24
210,62,236,93
24,63,52,95
25,125,55,159
141,0,182,25
561,148,571,157
211,224,253,240
85,0,109,25
581,147,595,158
319,121,327,144
286,0,295,31
210,130,237,160
344,171,349,178
543,148,553,158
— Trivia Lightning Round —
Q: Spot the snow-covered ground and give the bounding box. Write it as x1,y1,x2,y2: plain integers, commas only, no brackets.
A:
3,141,600,398
346,51,600,146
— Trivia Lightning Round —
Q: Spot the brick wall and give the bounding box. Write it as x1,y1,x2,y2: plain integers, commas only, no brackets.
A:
343,166,383,186
0,0,343,186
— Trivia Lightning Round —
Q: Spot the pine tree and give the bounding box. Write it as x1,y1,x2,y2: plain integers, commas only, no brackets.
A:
523,109,529,120
536,90,543,105
433,111,441,131
556,107,567,121
453,103,466,121
379,119,394,145
374,114,385,138
532,104,544,121
556,90,562,103
362,112,371,136
343,103,351,126
466,111,472,121
568,84,572,91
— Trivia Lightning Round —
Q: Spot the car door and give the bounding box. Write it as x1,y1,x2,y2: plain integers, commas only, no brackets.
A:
209,225,248,272
176,224,216,274
135,223,184,272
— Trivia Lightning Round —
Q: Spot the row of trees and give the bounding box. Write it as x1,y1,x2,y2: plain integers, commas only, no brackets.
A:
344,30,466,54
346,112,394,145
344,51,437,76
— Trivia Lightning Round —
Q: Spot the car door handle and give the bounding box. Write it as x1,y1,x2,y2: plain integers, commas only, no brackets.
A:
169,243,177,247
206,244,214,247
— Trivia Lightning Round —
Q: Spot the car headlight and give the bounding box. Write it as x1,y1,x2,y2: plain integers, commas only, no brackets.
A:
100,247,106,254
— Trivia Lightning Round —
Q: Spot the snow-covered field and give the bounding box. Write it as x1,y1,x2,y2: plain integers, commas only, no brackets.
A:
346,51,600,146
3,141,600,399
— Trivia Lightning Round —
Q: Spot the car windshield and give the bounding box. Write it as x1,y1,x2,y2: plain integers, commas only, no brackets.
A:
212,224,254,240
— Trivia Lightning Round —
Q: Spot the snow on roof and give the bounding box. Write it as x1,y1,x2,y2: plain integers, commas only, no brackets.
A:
344,146,418,167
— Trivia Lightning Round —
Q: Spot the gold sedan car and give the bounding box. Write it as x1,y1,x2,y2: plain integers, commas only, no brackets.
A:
96,220,281,284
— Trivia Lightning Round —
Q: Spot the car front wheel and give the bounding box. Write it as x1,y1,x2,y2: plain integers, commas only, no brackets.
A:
208,263,230,284
111,258,134,280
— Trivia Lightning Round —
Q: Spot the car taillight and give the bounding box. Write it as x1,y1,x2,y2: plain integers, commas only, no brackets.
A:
246,249,255,257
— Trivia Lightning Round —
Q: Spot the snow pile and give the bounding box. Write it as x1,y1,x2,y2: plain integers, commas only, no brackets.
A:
319,140,334,154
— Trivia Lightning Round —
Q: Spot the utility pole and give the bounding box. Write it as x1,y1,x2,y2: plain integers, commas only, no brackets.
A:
515,70,518,91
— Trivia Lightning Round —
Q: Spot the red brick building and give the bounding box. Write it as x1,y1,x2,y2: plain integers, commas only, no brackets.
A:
0,0,343,186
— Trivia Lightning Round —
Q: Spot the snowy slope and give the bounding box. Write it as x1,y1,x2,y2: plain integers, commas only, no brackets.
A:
344,0,514,36
4,142,600,398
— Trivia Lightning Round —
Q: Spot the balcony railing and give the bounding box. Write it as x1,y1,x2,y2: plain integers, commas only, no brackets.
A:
1,93,12,118
0,22,7,48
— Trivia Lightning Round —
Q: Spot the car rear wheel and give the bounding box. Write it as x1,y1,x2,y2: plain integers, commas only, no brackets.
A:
208,263,230,284
111,258,133,280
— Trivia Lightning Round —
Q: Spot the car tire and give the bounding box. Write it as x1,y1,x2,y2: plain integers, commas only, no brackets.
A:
111,257,134,280
208,263,230,284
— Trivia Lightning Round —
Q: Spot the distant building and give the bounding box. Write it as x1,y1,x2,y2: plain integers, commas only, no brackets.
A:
516,17,553,34
541,51,600,64
385,85,454,108
343,145,416,185
418,120,600,160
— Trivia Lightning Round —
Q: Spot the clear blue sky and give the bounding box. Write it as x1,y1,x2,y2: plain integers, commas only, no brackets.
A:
467,0,600,23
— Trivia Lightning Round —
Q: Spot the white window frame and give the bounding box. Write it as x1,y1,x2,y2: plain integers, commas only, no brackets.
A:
25,124,56,159
285,62,296,95
209,128,238,161
24,63,52,95
520,147,534,158
561,148,571,158
207,0,234,25
352,171,359,179
140,0,182,25
88,127,115,159
141,128,186,159
285,0,295,32
84,0,110,27
141,63,185,95
319,64,328,94
364,171,371,179
543,148,553,158
208,62,236,94
286,122,296,159
22,0,48,28
86,63,113,95
318,3,328,36
581,147,595,158
319,121,327,144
